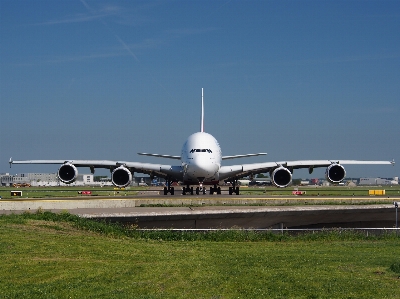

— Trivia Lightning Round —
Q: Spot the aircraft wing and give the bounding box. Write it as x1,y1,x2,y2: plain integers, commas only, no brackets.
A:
137,153,181,160
9,158,183,180
219,159,395,181
222,153,267,160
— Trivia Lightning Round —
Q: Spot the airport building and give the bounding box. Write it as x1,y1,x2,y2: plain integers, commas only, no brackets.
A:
359,177,399,185
0,173,97,187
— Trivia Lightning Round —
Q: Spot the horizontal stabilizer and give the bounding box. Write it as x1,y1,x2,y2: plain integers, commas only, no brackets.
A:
222,153,267,160
138,153,181,160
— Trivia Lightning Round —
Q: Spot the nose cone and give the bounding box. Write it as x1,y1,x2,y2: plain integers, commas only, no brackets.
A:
188,156,219,180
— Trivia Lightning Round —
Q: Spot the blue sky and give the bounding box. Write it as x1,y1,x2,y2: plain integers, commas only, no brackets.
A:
1,0,399,179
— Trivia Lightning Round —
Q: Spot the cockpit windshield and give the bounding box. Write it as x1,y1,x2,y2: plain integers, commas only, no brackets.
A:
190,149,212,153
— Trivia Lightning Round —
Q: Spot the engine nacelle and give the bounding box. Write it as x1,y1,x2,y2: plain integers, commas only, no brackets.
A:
325,163,346,184
58,163,78,184
112,166,132,188
271,166,292,188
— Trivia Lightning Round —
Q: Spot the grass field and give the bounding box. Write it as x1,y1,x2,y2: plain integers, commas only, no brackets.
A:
0,186,142,199
1,185,400,200
1,212,400,298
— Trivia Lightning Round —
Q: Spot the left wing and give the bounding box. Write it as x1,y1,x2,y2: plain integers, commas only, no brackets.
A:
222,153,267,160
219,159,395,187
9,158,183,187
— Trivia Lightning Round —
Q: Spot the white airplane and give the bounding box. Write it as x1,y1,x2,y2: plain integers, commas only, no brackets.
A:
9,89,394,195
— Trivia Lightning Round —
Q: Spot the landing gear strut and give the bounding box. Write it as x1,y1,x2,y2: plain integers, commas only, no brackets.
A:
209,184,221,195
228,180,239,195
182,185,193,195
182,184,206,195
163,179,174,195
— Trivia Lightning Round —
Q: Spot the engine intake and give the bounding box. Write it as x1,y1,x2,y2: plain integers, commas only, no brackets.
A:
112,166,132,188
271,166,292,188
325,163,346,183
58,163,78,184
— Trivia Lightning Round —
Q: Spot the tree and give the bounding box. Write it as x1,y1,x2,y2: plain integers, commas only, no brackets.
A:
292,179,301,186
256,173,269,178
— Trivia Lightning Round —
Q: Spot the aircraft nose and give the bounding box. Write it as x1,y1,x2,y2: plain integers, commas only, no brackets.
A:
189,156,219,179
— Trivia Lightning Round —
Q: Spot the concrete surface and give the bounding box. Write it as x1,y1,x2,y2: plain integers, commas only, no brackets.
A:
1,196,399,229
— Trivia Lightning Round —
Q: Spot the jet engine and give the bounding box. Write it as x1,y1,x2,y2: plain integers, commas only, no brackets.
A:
58,162,78,184
271,166,292,188
111,166,132,188
325,163,346,183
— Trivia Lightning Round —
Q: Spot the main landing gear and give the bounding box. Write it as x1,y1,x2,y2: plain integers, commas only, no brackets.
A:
182,185,206,195
228,180,240,195
163,179,174,195
209,184,221,195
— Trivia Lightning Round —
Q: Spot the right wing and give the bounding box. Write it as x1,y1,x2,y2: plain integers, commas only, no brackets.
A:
9,158,183,187
137,153,181,160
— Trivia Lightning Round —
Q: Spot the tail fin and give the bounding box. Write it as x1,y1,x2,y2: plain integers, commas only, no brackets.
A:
200,88,204,132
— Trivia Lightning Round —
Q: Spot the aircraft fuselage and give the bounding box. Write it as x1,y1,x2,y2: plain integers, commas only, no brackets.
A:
181,132,221,185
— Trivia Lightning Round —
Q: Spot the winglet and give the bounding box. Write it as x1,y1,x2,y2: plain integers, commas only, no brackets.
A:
391,159,395,166
9,157,13,168
200,88,204,132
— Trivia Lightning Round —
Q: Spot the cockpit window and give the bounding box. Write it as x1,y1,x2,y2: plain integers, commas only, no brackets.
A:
190,149,212,153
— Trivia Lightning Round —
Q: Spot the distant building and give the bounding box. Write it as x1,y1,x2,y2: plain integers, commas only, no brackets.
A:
0,173,13,186
359,177,398,185
0,172,99,187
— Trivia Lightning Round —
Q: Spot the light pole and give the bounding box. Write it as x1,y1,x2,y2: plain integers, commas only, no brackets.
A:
394,202,399,229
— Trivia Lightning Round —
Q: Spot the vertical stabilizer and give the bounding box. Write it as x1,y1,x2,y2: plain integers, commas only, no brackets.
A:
201,88,204,132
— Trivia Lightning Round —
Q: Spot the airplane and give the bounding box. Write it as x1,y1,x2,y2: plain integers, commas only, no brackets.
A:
9,89,395,195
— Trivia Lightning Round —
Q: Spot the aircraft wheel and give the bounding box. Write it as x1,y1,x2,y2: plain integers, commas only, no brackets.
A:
163,187,168,195
190,187,194,195
171,187,174,195
235,187,239,195
202,187,206,194
217,187,221,195
229,187,233,195
209,187,214,195
196,187,200,195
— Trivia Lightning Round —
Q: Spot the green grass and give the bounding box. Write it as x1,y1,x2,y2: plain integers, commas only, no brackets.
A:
1,212,400,298
240,185,400,196
1,185,400,201
0,186,144,199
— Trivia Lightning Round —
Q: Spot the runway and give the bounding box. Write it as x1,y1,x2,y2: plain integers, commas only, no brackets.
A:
1,195,399,229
